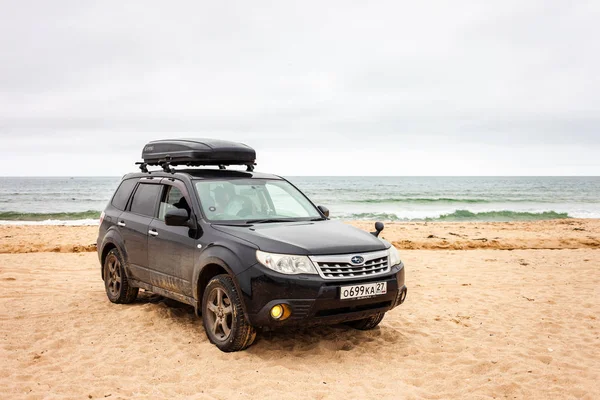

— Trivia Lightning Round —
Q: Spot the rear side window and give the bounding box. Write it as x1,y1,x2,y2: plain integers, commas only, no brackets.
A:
129,183,161,217
111,179,138,211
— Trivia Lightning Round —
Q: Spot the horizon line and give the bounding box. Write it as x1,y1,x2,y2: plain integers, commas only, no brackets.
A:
1,175,599,178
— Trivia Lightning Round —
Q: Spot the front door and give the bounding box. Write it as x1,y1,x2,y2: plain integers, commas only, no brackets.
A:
147,181,197,297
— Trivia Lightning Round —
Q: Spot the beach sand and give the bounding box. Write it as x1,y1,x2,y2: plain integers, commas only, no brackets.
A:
1,219,599,254
0,221,599,399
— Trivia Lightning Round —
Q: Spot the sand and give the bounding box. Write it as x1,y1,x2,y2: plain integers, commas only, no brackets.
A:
1,219,599,254
0,222,599,399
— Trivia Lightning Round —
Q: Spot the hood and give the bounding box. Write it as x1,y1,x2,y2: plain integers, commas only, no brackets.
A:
212,220,388,255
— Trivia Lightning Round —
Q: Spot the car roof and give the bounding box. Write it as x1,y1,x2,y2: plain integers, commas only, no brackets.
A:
122,168,282,181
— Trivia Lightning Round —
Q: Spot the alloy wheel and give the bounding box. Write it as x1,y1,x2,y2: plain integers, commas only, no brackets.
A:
106,255,122,297
205,287,233,341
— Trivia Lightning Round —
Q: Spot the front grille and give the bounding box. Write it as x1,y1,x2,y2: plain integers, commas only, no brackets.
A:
310,250,390,280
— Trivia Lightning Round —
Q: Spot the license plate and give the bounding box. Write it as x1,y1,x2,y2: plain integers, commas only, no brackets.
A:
340,282,387,300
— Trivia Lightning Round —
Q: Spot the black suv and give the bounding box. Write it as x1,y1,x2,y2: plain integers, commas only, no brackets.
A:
97,139,407,352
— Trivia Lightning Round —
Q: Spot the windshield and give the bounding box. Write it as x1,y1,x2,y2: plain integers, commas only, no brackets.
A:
194,179,322,222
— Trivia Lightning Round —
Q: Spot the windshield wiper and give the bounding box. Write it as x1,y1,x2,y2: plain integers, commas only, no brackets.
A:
245,218,297,224
211,222,252,227
310,217,327,221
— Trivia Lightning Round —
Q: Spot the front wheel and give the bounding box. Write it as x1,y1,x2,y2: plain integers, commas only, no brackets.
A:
202,274,256,352
346,312,385,330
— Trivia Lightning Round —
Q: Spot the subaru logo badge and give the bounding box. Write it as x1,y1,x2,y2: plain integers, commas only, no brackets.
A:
350,256,364,265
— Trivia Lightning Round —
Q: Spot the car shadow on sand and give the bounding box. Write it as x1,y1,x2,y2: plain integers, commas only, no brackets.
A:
249,323,408,356
130,291,409,355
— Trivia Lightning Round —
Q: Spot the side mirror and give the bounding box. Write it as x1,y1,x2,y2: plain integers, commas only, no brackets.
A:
317,205,330,218
371,221,384,237
165,208,190,227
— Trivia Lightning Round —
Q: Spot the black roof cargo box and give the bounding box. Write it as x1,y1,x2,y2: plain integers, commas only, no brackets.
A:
141,139,256,168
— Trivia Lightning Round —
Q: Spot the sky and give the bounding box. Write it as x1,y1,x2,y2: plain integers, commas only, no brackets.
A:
0,0,599,176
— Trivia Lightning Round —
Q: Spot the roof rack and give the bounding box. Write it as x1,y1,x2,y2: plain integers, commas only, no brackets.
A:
135,161,255,174
135,162,149,173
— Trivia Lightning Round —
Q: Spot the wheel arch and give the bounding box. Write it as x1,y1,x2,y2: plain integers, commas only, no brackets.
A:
193,246,249,318
99,228,128,280
195,262,228,315
100,242,117,279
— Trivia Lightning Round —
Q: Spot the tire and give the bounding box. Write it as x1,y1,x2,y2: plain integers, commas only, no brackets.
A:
202,274,256,352
346,312,385,330
103,248,138,304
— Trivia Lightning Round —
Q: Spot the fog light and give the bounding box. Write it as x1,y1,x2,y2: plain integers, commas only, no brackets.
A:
270,305,284,319
397,288,407,305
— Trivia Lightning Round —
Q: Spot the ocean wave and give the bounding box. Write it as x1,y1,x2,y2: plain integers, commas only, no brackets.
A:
338,210,572,222
0,209,576,223
0,210,101,221
0,219,100,226
350,197,494,204
428,210,571,221
346,197,569,204
339,212,405,221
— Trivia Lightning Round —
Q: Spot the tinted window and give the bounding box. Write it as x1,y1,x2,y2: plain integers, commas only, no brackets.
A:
129,183,161,217
158,186,190,220
111,179,137,211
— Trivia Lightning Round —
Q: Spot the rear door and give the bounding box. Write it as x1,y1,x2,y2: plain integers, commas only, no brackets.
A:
99,177,137,242
119,178,162,284
147,180,196,297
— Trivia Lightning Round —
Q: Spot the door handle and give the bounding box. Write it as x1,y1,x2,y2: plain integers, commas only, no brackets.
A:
117,221,126,227
148,229,159,237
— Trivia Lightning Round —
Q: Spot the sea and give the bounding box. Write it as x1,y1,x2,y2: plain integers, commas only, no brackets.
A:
0,176,599,225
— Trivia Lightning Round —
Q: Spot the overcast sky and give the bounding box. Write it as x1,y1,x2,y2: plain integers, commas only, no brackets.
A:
1,0,598,176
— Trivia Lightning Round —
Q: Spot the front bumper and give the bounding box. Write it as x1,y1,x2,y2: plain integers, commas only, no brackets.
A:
236,262,406,329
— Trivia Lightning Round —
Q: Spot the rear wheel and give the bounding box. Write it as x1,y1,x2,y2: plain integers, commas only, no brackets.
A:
104,248,138,304
346,312,385,330
202,274,256,352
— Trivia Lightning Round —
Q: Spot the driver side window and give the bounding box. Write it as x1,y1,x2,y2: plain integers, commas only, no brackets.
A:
158,186,189,220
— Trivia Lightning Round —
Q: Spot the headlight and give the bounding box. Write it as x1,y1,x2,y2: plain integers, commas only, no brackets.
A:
388,246,401,266
256,250,317,275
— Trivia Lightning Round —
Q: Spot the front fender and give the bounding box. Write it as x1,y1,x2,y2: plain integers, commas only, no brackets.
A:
192,243,255,312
